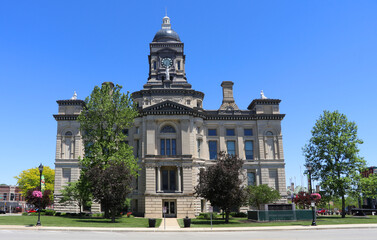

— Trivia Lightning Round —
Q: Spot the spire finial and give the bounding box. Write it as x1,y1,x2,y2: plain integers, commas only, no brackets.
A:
260,90,268,99
165,7,167,17
71,91,77,100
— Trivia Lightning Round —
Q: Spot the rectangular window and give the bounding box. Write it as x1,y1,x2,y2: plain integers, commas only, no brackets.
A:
172,139,176,155
3,193,7,201
208,129,217,136
160,139,165,155
226,129,235,136
247,172,256,186
245,140,254,160
162,170,168,190
153,61,156,70
62,168,71,184
135,127,139,134
244,129,253,136
197,139,201,158
177,60,181,70
136,140,140,157
10,193,14,201
166,139,171,155
226,141,236,155
209,141,217,160
162,169,177,191
161,139,176,156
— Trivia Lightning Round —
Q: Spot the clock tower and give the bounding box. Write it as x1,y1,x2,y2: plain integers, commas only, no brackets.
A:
144,15,190,89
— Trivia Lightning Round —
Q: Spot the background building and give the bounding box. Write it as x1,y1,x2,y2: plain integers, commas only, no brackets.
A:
0,185,26,213
53,16,287,217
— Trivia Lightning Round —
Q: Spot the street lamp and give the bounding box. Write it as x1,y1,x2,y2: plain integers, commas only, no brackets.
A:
36,163,43,226
306,164,316,226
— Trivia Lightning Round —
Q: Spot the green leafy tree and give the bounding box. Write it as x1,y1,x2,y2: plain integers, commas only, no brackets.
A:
247,184,280,210
195,152,248,223
59,176,92,213
360,173,377,202
78,82,139,218
303,110,365,218
15,166,55,199
85,160,133,222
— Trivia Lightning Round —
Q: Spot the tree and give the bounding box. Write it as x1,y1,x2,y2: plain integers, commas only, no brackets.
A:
15,166,55,200
247,184,280,210
360,173,377,204
195,152,248,223
25,189,53,209
59,176,92,213
85,160,133,222
77,82,139,218
303,110,365,218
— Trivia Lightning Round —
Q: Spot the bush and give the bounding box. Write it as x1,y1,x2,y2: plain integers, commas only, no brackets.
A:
45,210,56,216
55,212,61,216
197,212,218,219
230,212,247,218
22,212,28,216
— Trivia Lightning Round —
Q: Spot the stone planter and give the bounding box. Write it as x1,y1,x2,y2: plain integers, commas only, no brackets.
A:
148,218,156,227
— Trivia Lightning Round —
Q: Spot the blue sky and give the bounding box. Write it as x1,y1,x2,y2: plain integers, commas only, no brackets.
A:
1,1,376,187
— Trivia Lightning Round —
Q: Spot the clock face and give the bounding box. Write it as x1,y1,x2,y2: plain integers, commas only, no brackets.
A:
161,58,173,68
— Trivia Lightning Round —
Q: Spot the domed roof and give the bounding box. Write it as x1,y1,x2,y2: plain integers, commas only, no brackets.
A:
153,29,181,42
152,15,181,42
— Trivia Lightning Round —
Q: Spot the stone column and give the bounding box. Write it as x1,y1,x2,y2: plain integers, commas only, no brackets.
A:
177,166,182,192
157,166,161,192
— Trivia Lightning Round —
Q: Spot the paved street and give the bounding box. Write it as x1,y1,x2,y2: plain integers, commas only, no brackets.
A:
1,229,377,240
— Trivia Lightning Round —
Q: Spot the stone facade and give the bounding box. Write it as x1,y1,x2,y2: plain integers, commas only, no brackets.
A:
53,15,287,217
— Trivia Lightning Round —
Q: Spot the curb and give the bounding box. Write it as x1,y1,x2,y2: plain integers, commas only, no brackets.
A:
1,224,377,232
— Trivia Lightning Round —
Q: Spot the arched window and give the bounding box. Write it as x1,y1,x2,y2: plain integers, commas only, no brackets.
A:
161,125,176,133
266,131,273,136
65,131,73,136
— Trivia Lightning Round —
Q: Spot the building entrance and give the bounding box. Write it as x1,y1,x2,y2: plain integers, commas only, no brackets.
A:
163,200,176,218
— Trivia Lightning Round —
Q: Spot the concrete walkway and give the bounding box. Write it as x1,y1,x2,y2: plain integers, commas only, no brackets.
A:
159,218,180,230
1,223,377,232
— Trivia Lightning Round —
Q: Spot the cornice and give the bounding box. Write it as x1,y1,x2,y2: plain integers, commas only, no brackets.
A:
56,99,85,106
53,114,79,121
248,99,281,110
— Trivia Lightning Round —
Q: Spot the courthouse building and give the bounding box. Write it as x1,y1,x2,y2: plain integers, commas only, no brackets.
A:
53,16,287,218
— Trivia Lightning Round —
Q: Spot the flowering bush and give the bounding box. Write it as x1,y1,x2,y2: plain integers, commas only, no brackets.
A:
310,193,321,201
32,190,42,198
126,212,132,218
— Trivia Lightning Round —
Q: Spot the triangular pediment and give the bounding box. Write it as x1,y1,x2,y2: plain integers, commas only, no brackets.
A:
143,100,193,112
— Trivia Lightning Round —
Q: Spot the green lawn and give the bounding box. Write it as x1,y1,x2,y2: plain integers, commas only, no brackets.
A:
0,215,162,228
178,215,377,228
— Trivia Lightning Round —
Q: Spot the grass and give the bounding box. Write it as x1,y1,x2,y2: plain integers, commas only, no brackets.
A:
177,215,377,228
0,215,162,228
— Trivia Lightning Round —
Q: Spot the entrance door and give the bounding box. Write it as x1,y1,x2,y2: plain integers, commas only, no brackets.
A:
163,200,176,218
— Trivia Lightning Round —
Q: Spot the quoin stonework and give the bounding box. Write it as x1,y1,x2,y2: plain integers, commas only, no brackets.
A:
53,15,287,218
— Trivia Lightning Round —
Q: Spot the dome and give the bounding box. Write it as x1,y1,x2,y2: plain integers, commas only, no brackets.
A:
153,29,181,42
152,15,181,42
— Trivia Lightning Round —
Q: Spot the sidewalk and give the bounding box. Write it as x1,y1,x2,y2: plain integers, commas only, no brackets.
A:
1,222,377,232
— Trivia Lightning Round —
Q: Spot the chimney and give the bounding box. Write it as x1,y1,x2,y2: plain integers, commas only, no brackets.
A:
219,81,239,110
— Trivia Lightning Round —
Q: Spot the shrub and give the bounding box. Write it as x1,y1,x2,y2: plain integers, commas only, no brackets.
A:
45,210,56,216
22,212,28,216
197,212,218,219
55,212,61,216
230,212,247,218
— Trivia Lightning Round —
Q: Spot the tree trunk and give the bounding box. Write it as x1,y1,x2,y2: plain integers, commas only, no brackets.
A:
341,195,346,218
111,208,116,223
225,210,230,223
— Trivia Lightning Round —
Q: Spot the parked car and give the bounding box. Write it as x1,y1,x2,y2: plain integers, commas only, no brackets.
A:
317,209,327,214
27,209,37,213
0,210,5,214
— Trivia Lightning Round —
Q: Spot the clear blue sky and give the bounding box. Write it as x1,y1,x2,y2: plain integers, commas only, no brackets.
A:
1,1,376,188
